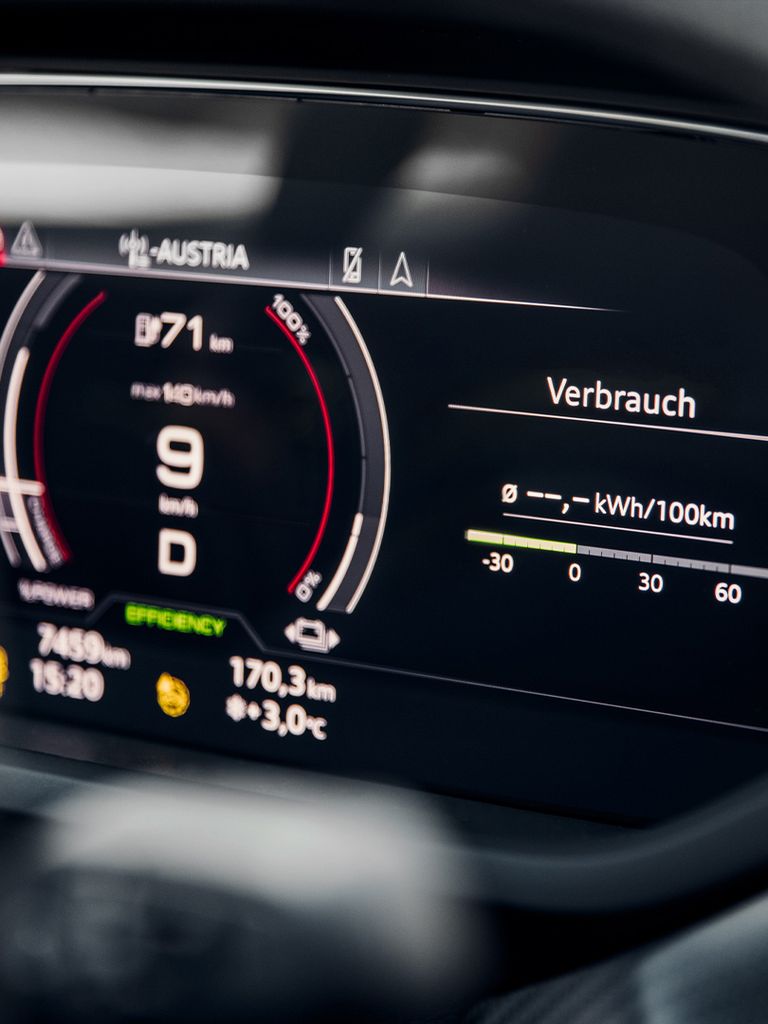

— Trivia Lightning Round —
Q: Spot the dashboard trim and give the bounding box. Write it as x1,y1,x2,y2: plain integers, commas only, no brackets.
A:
0,72,767,145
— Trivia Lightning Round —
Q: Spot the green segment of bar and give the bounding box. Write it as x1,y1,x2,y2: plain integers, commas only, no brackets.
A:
465,528,577,555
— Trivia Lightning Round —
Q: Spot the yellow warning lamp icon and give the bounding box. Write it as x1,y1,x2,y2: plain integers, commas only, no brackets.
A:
0,646,8,697
155,672,190,718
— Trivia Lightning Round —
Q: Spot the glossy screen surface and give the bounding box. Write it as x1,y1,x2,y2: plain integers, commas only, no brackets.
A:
1,86,767,818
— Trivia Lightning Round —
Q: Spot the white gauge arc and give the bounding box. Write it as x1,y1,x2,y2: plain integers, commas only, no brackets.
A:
312,296,391,615
0,271,47,569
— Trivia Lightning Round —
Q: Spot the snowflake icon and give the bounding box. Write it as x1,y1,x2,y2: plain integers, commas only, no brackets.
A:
225,693,248,722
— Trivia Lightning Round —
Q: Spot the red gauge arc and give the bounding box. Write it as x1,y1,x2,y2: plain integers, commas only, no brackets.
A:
264,305,335,594
33,290,107,563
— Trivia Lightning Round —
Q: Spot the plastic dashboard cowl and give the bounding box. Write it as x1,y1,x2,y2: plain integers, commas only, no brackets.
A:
475,771,768,915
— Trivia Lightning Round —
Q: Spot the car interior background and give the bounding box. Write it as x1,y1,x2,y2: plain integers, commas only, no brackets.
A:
0,2,768,1022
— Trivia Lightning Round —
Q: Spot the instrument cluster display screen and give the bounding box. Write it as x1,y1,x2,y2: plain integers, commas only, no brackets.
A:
1,84,768,817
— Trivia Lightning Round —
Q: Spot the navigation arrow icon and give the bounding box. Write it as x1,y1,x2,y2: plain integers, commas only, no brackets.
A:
10,221,42,259
390,251,414,288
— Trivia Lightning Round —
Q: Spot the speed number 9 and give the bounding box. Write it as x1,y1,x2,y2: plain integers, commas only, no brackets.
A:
156,425,205,577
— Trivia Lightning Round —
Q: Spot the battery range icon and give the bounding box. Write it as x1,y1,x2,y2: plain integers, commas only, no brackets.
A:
284,617,341,653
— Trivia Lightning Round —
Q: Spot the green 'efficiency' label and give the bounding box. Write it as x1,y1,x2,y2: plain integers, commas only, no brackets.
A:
124,602,227,638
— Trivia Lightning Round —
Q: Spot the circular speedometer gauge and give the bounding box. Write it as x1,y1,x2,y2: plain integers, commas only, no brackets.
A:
0,272,390,644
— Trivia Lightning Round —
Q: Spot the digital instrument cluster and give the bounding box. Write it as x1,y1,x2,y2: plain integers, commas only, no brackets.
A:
1,80,768,816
